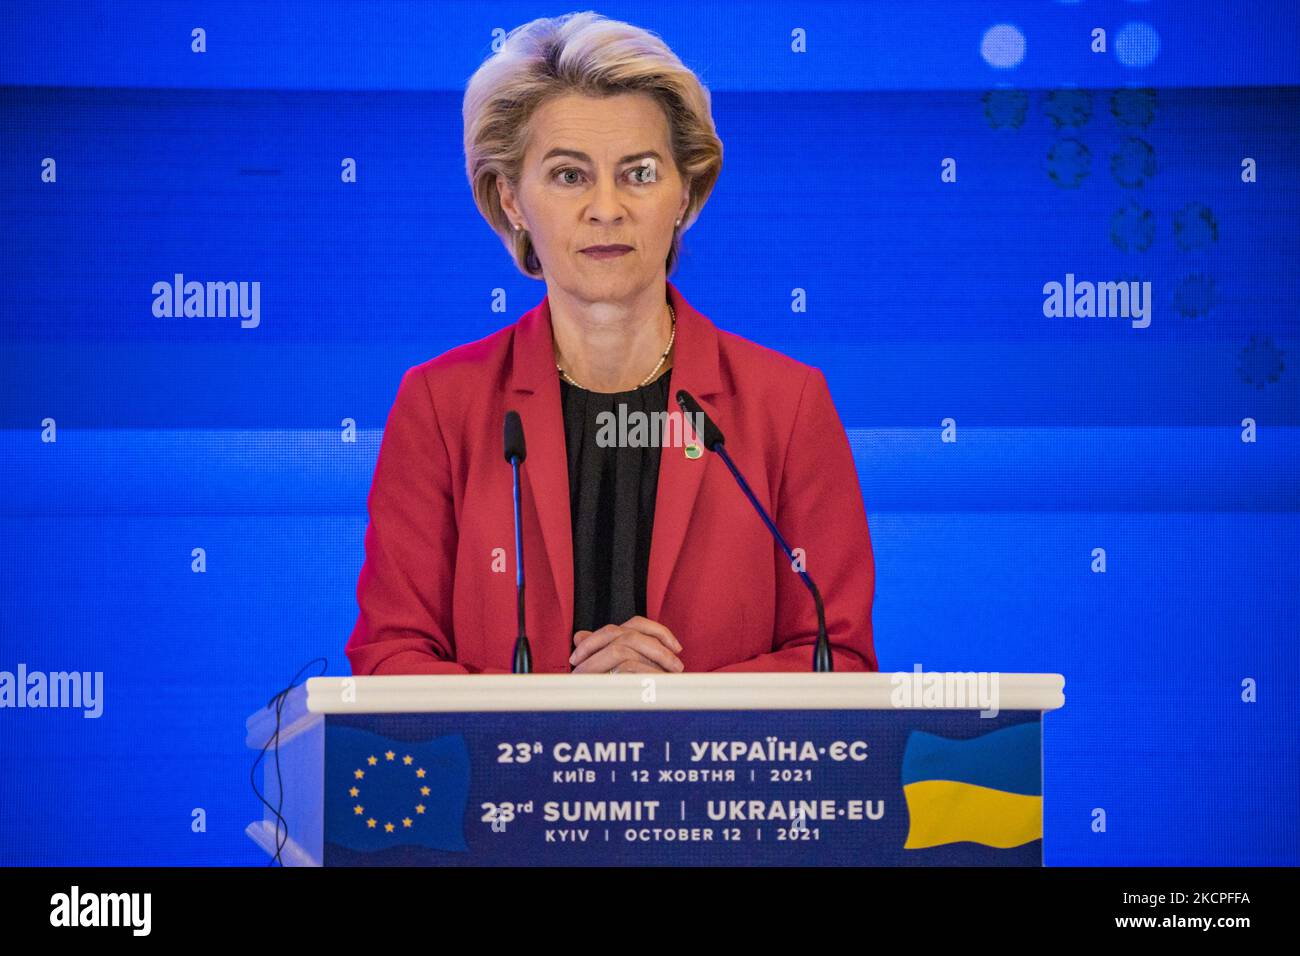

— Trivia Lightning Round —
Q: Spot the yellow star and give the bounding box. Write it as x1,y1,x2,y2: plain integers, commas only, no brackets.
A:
402,818,413,828
403,755,413,765
353,769,365,779
349,786,359,797
415,768,426,778
420,786,430,796
415,804,425,814
384,822,395,833
367,755,378,766
385,750,396,761
353,805,364,815
366,818,377,828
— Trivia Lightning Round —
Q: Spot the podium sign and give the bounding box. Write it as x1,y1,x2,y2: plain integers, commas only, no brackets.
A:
245,673,1064,867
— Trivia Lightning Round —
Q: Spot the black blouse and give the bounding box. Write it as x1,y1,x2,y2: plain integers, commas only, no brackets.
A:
560,367,672,642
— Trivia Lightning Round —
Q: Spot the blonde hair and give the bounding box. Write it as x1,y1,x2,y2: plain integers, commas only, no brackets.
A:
462,11,723,278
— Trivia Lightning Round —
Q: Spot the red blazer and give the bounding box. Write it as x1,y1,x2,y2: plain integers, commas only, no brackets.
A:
346,279,877,674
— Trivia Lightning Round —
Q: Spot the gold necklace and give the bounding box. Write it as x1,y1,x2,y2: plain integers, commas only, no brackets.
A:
556,302,676,391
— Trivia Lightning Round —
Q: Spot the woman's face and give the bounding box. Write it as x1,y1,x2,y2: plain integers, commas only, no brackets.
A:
497,91,690,302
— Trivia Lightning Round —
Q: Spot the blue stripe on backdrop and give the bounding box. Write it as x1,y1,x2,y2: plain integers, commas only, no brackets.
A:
0,2,1297,865
3,427,1298,515
2,85,1296,427
2,1,1298,91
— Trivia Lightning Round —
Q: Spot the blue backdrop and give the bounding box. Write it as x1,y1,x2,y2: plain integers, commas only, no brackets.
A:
1,0,1296,866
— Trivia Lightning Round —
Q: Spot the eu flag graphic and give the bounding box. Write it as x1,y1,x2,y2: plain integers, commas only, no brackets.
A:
900,723,1041,850
324,726,471,853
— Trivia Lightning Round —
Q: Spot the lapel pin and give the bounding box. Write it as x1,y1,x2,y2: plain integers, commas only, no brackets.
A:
684,442,702,459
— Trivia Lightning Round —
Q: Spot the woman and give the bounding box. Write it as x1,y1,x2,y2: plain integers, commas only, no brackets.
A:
346,12,876,675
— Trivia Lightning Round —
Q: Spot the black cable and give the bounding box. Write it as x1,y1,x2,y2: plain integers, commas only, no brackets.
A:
249,657,328,866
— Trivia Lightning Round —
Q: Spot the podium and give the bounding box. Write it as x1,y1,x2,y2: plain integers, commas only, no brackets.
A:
245,672,1064,866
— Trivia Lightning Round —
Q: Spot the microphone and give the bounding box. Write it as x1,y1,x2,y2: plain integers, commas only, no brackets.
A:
503,411,532,674
675,389,833,672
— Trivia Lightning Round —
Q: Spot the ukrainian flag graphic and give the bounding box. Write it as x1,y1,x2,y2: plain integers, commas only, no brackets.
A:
901,723,1041,850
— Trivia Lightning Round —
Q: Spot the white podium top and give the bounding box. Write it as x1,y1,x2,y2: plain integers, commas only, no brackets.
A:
301,672,1064,715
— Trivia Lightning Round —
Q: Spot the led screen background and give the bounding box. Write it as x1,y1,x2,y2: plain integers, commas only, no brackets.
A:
1,1,1296,865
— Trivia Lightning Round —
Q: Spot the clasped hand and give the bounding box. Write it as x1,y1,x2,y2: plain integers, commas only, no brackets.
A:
569,616,684,673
